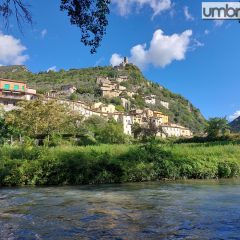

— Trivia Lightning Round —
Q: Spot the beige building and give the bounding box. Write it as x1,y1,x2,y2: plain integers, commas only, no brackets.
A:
99,104,116,113
144,109,154,118
161,124,192,138
0,78,36,111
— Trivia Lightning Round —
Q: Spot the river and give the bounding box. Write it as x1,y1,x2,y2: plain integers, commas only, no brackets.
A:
0,180,240,239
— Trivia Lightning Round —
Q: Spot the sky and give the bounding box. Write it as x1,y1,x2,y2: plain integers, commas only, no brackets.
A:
0,0,239,121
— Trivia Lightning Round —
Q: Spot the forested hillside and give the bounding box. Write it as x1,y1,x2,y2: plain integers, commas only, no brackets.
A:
230,116,240,133
0,64,206,133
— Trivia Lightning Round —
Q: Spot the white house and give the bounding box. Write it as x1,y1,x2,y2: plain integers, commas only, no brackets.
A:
145,95,156,105
160,100,169,109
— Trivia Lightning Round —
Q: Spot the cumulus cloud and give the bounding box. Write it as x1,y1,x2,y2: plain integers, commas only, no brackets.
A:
111,0,172,18
183,6,194,21
110,29,192,69
0,33,28,65
47,66,57,72
110,54,124,67
229,111,240,121
41,29,47,39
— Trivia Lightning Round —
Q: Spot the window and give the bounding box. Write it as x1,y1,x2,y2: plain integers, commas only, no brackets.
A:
14,85,19,91
22,86,25,91
3,84,10,90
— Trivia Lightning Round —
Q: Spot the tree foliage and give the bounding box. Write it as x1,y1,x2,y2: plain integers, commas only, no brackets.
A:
97,119,127,144
0,0,32,29
206,117,230,138
60,0,110,53
5,99,83,137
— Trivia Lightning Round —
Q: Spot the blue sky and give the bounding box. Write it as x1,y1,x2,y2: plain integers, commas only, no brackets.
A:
0,0,239,121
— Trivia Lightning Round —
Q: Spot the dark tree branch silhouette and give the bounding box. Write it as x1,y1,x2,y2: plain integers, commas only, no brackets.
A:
0,0,111,53
0,0,32,30
60,0,111,54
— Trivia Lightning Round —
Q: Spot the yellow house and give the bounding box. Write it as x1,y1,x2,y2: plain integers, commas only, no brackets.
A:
153,111,169,124
0,78,27,92
0,78,36,111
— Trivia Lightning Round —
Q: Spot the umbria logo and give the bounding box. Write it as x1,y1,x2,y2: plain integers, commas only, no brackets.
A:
202,2,240,19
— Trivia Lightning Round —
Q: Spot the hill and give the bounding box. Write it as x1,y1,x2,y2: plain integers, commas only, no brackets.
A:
0,64,206,133
229,117,240,133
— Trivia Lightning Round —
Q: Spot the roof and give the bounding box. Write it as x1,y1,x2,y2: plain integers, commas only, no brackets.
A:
0,78,26,84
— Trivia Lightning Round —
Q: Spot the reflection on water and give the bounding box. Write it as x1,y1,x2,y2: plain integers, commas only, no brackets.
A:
1,180,240,239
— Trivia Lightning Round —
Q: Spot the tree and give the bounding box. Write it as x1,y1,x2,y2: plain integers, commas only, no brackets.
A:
5,99,83,137
97,119,127,144
205,117,230,138
0,0,32,29
0,0,111,53
132,120,164,140
132,122,142,139
84,115,107,135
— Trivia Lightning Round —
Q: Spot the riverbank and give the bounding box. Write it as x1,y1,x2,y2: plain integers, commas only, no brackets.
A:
0,143,240,186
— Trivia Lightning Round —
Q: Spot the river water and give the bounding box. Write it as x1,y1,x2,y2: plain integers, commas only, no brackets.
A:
0,180,240,239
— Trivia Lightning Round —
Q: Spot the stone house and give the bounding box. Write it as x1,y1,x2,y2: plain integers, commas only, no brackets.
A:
99,104,116,113
120,97,131,110
145,95,156,105
116,76,128,83
61,85,77,95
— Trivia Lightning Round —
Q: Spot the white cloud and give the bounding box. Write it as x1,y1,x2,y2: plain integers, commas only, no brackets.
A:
111,0,172,18
191,39,204,50
183,6,194,21
214,20,224,27
41,29,47,39
229,111,240,121
110,54,124,67
110,29,192,69
47,66,57,72
0,33,28,65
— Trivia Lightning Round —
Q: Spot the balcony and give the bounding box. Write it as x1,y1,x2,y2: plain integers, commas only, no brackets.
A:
0,93,26,100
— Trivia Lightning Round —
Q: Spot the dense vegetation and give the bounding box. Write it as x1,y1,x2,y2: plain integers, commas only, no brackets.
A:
0,142,240,186
0,99,129,146
0,64,206,133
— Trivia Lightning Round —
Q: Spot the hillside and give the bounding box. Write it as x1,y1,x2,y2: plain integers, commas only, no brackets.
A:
229,117,240,133
0,64,206,133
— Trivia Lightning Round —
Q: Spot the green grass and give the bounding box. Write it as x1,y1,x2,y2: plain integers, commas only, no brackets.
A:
0,143,240,186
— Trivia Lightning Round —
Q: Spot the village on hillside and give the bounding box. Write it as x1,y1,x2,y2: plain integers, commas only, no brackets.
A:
0,59,192,138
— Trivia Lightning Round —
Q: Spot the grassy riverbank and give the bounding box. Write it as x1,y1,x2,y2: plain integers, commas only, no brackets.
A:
1,143,240,186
